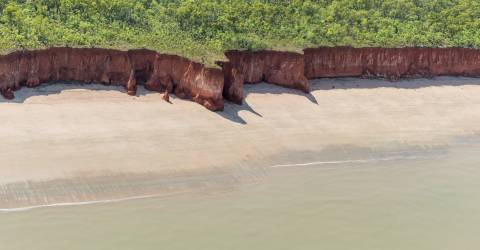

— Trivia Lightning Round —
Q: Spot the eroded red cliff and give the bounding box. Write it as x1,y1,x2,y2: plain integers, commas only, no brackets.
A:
0,48,224,110
304,47,480,80
222,50,310,103
2,47,480,111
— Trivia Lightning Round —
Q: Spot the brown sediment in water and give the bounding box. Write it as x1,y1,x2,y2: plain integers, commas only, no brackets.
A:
2,47,480,110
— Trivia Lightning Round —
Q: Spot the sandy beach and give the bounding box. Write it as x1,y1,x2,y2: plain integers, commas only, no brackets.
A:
1,77,480,207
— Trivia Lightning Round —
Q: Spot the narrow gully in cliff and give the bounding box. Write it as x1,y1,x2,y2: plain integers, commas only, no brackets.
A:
1,47,480,111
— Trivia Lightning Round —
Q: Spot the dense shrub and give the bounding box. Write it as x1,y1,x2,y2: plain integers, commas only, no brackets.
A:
0,0,479,64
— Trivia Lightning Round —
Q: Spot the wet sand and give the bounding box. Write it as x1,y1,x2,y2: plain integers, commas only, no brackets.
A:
1,77,480,208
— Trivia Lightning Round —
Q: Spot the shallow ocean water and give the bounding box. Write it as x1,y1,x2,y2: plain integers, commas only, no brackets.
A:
1,137,479,250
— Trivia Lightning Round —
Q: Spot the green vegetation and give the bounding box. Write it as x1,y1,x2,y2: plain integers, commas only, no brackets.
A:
0,0,479,65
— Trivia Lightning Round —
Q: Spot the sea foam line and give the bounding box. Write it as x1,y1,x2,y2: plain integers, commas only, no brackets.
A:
268,155,427,168
0,193,178,213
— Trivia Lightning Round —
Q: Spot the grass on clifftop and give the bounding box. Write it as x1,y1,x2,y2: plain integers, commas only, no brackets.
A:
0,0,479,66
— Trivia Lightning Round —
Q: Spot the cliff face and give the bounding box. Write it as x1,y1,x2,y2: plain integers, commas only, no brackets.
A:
2,47,480,111
0,48,224,110
223,51,310,99
220,61,245,104
304,47,480,80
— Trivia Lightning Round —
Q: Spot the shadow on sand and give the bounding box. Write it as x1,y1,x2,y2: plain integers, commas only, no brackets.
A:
3,76,480,124
0,81,150,104
244,83,319,105
216,82,319,124
309,76,480,91
218,76,480,124
216,100,262,125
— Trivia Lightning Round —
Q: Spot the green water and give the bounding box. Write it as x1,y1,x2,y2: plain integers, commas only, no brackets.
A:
1,140,480,250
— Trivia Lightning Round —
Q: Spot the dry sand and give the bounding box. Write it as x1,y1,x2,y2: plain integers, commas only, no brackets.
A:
1,77,480,207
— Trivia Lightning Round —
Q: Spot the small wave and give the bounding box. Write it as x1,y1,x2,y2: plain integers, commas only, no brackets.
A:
0,193,177,213
269,155,430,168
